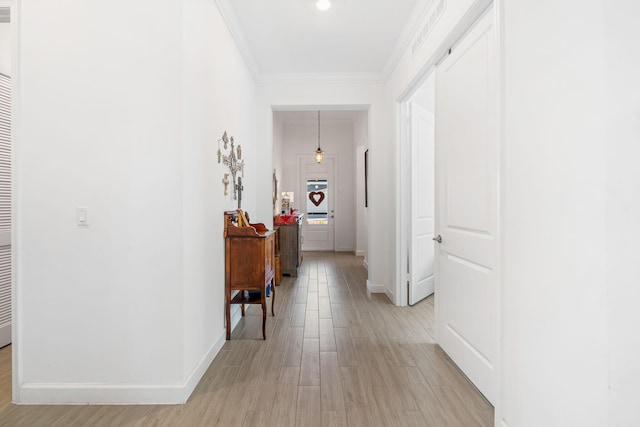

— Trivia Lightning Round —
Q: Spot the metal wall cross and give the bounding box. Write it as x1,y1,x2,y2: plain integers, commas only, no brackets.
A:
220,133,245,203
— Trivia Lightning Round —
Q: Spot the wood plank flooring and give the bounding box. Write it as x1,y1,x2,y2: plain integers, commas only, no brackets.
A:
0,252,493,426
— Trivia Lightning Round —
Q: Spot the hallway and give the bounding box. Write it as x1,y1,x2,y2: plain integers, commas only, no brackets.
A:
0,252,492,426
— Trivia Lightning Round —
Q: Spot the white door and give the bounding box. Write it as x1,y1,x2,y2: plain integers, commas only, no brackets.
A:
300,157,335,251
435,8,499,404
0,73,11,348
409,101,436,305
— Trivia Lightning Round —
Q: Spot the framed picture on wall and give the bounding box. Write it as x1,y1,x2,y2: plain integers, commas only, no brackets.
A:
364,149,369,207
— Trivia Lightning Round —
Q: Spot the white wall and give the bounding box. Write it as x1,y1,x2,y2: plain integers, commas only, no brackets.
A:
0,22,10,76
501,1,609,425
353,111,368,259
15,0,257,404
605,1,640,425
256,82,392,295
181,0,257,388
17,0,183,400
278,118,356,252
272,113,284,218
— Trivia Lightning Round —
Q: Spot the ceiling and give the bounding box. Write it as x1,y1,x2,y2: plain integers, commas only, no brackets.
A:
217,0,428,80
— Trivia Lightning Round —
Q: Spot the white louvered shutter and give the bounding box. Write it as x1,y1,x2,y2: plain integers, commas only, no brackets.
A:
0,73,11,347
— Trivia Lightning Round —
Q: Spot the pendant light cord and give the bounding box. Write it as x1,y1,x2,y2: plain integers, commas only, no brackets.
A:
318,111,321,150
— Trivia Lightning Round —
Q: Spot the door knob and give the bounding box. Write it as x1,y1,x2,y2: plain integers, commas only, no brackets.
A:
433,235,442,243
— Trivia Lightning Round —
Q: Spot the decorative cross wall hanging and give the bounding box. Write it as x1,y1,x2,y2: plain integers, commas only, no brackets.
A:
218,131,245,206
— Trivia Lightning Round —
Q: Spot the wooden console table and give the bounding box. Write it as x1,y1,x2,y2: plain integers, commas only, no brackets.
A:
276,213,304,277
224,211,276,340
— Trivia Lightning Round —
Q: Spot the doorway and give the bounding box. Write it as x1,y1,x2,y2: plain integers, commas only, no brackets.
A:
299,157,335,251
0,5,11,350
397,5,500,406
0,3,12,409
272,109,367,256
399,71,437,307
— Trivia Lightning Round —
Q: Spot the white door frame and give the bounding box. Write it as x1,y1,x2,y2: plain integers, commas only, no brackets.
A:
395,0,496,307
0,0,20,402
397,68,437,307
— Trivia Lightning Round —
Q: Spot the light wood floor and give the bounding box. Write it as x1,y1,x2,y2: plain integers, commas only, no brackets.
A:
0,252,493,426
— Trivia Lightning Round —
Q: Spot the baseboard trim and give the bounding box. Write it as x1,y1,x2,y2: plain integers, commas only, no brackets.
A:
17,330,227,405
18,382,185,405
230,303,242,331
0,323,10,347
355,250,365,257
363,260,369,270
366,280,399,305
366,280,386,294
385,287,397,305
181,328,227,403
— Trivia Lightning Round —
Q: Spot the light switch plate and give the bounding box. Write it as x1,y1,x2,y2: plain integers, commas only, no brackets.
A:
77,207,89,227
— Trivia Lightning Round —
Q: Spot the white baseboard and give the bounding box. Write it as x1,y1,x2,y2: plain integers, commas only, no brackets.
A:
17,330,227,405
0,323,10,347
181,328,227,403
363,259,369,270
385,287,397,305
17,382,186,405
366,279,386,294
355,250,365,257
230,303,243,331
366,280,398,305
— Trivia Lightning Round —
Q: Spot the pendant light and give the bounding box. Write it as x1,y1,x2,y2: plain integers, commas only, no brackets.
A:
315,111,324,163
316,0,331,11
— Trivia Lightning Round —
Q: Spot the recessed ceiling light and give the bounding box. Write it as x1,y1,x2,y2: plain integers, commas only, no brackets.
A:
316,0,331,11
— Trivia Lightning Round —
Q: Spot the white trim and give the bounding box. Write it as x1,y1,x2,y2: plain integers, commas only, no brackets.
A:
355,250,365,257
495,0,506,423
16,329,227,405
230,303,242,332
382,0,431,78
336,246,353,252
10,0,22,404
366,280,396,304
366,279,385,294
385,286,397,305
181,329,226,403
215,0,261,81
363,259,368,270
395,99,411,307
395,0,494,102
0,324,9,346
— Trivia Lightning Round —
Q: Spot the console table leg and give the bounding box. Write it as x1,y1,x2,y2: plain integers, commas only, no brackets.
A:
262,301,267,340
271,280,275,316
226,299,231,340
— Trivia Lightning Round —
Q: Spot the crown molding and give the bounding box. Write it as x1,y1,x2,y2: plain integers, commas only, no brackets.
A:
382,0,432,79
215,0,261,81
